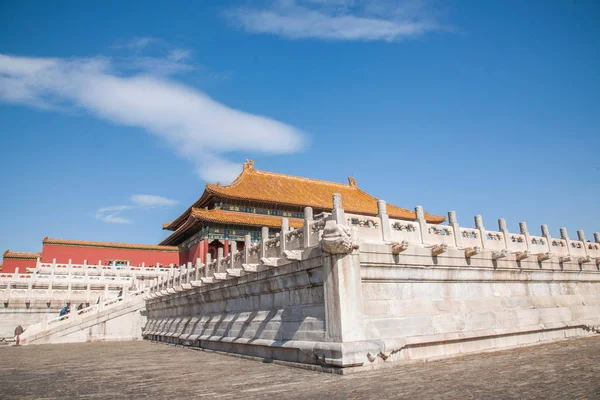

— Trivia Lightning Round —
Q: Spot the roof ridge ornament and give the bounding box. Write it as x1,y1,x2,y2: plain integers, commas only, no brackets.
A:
348,176,357,187
243,159,255,170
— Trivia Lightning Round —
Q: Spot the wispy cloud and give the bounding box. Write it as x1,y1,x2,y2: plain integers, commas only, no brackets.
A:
226,0,449,42
0,44,306,183
96,195,178,224
95,205,135,224
130,194,179,208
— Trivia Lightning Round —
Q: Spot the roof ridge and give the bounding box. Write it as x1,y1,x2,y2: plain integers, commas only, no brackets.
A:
3,250,41,259
208,167,355,190
43,237,179,250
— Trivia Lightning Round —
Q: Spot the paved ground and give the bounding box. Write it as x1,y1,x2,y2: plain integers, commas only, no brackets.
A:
1,337,599,399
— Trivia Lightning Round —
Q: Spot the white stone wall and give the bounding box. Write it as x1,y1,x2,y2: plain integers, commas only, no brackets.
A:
144,253,327,364
358,242,600,365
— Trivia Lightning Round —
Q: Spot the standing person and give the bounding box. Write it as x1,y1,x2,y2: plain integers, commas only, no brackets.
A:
14,325,24,346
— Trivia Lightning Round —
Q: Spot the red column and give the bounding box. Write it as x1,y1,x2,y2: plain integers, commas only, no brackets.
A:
223,239,229,258
202,238,209,263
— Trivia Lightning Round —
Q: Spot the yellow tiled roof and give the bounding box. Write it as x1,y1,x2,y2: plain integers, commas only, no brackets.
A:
42,237,180,252
3,250,41,260
164,161,444,231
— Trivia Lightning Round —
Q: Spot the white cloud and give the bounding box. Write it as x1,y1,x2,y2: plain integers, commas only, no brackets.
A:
130,194,179,208
95,205,134,224
226,0,447,42
168,49,192,62
0,51,306,183
96,195,178,224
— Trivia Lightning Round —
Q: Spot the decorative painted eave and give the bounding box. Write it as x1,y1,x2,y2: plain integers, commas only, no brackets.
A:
3,250,41,260
42,237,180,252
159,208,305,246
191,208,304,229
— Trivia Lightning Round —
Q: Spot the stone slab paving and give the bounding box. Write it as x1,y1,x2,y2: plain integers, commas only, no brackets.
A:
1,337,599,399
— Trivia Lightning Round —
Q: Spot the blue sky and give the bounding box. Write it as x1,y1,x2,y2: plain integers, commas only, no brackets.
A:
1,0,599,253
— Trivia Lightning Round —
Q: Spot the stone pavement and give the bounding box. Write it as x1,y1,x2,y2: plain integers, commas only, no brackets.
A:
1,337,599,399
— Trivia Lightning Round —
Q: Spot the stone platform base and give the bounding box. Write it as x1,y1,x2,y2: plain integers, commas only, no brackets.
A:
145,324,598,374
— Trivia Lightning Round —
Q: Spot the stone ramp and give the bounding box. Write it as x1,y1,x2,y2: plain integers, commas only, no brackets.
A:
19,289,148,345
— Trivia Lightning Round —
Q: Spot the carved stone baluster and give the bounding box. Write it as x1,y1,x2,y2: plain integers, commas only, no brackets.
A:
498,218,510,249
280,218,289,256
203,254,212,278
244,234,252,262
378,200,391,242
303,207,313,248
332,193,346,225
520,222,532,252
415,206,427,245
260,227,269,258
475,215,487,249
448,211,462,249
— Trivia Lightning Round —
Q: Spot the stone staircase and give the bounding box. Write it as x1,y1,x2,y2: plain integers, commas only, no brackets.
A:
19,288,148,345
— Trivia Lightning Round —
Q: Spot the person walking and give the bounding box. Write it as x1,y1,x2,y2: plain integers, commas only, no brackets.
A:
14,324,24,346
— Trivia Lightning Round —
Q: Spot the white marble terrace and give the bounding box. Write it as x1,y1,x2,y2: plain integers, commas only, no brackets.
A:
0,260,173,303
145,200,600,296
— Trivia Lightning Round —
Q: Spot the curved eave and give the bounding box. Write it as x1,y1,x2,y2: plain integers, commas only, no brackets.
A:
161,190,216,232
160,215,200,246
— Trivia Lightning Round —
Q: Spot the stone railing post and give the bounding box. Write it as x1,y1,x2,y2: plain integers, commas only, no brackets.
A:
560,227,571,255
98,293,105,311
186,262,193,283
280,218,289,256
475,215,486,249
595,232,600,244
520,222,532,251
498,218,510,249
303,207,313,248
68,259,72,275
204,254,212,277
36,257,41,269
86,282,91,302
217,247,224,273
332,193,346,225
244,234,252,263
51,258,56,276
448,211,463,248
260,227,269,258
378,200,391,242
195,258,202,281
165,269,172,288
415,206,427,245
123,285,129,301
70,304,78,320
577,230,589,255
230,242,237,269
541,224,553,252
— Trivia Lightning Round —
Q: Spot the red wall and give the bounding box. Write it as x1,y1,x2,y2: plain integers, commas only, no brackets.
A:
180,239,208,265
1,258,37,274
41,244,182,266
